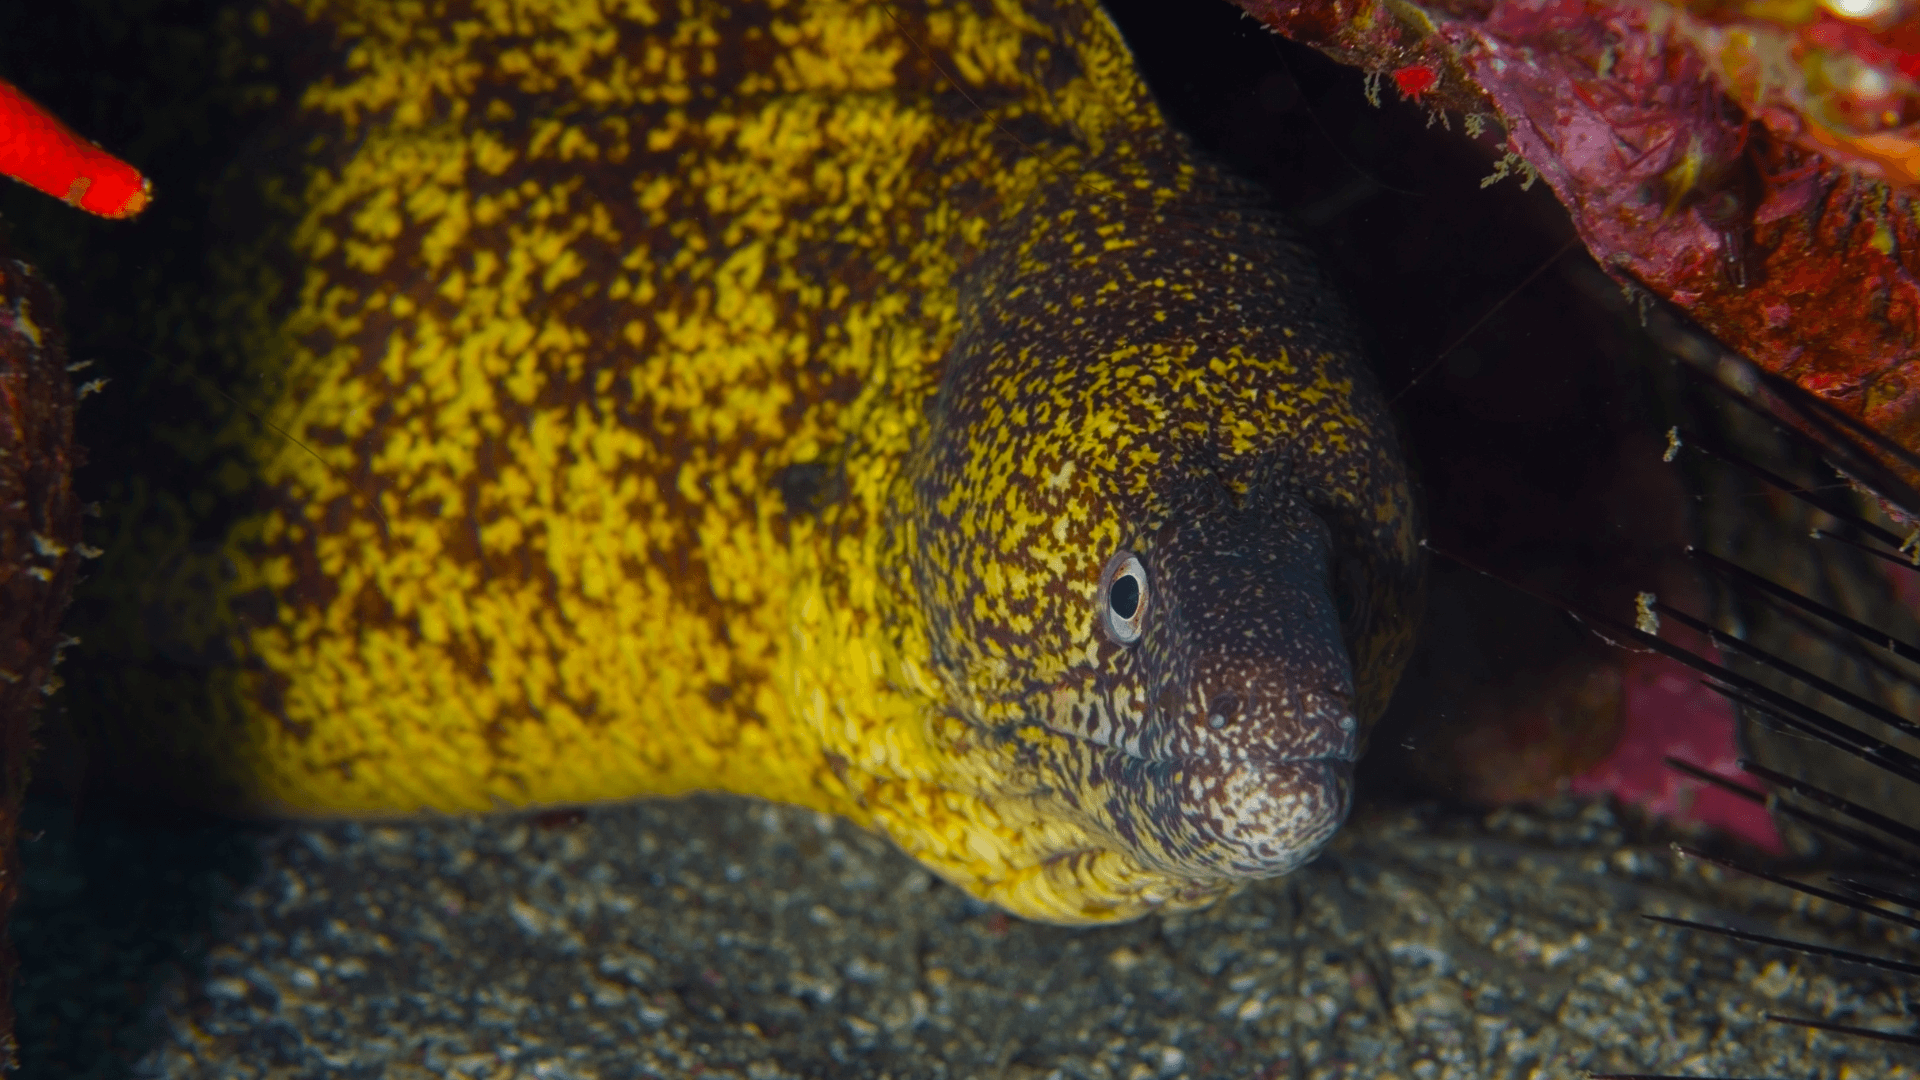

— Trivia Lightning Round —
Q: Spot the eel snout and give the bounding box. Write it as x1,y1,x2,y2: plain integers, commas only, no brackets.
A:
1135,492,1357,759
1194,755,1353,877
1105,493,1365,879
1117,739,1355,880
1132,688,1359,879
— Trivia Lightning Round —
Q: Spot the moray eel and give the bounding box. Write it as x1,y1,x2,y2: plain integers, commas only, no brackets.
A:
122,0,1422,923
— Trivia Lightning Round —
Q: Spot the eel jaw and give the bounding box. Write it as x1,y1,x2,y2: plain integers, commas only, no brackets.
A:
1084,694,1361,881
1150,752,1354,878
1019,678,1361,884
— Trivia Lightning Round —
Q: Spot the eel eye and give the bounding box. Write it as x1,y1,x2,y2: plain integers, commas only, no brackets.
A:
1100,552,1148,645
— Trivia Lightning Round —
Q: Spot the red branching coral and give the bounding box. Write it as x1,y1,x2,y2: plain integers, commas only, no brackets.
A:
0,77,149,219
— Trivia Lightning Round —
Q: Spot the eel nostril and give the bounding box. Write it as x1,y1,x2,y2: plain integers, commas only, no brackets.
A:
1206,692,1240,731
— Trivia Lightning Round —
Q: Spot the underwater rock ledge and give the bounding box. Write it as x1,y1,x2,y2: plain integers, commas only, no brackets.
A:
1238,0,1920,497
0,239,81,1072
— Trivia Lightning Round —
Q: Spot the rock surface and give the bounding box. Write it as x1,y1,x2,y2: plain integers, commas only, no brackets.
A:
0,241,80,1072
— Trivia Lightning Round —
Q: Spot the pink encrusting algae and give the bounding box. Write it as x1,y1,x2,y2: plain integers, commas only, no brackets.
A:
1568,651,1785,852
1232,0,1920,497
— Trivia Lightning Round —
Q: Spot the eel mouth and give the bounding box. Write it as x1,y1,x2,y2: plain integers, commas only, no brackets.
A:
1026,682,1360,880
1055,723,1358,881
1039,684,1361,765
1209,754,1354,876
1134,752,1354,879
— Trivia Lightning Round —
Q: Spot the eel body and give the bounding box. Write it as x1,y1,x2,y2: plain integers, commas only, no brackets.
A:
120,0,1421,923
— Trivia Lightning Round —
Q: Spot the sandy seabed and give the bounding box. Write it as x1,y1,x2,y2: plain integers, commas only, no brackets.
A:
14,788,1915,1080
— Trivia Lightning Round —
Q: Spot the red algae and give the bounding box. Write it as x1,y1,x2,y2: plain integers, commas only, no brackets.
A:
1568,650,1785,852
1232,0,1920,496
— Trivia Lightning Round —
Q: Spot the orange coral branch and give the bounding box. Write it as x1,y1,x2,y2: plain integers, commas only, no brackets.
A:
0,78,149,219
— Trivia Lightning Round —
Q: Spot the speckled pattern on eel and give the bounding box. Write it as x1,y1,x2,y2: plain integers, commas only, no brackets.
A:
118,0,1422,924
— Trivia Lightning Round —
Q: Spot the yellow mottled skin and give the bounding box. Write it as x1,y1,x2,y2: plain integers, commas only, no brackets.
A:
119,0,1422,923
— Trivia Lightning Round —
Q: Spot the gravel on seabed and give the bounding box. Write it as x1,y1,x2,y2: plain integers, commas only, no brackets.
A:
15,792,1916,1079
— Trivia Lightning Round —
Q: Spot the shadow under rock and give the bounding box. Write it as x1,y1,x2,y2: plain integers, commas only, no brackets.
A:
12,793,263,1080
